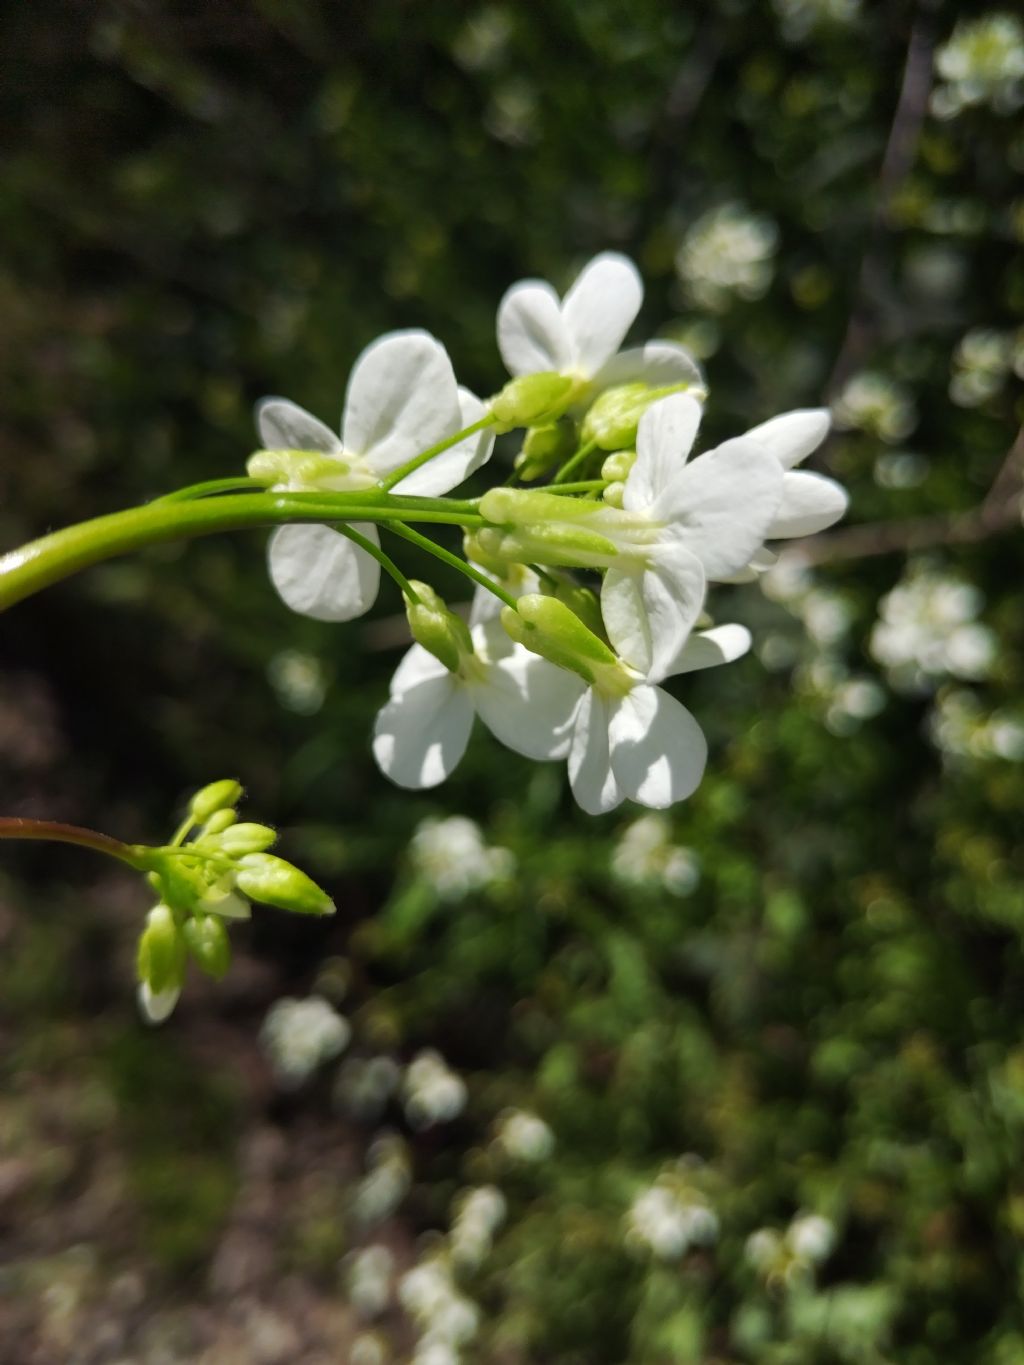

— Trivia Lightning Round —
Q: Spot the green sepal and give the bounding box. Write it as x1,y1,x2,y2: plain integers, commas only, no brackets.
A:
182,914,231,980
235,853,336,916
136,904,187,994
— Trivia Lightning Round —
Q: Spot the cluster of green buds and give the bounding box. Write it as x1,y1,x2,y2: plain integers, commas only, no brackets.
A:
134,779,334,1022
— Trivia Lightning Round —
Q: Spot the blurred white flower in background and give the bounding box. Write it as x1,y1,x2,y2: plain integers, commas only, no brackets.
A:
611,813,701,895
928,689,1024,763
260,996,350,1087
772,0,860,44
832,371,917,443
350,1332,389,1365
949,327,1024,407
404,1050,468,1129
346,1244,395,1319
625,1178,719,1260
334,1055,402,1122
409,816,514,899
450,1186,507,1268
870,568,996,693
675,204,778,311
873,451,929,490
931,14,1024,119
352,1134,412,1225
494,1109,556,1162
400,1257,481,1362
746,1211,837,1281
266,648,327,715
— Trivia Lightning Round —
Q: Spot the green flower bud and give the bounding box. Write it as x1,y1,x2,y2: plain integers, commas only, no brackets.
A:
600,449,636,482
501,594,620,685
490,373,574,433
463,530,513,576
406,581,473,673
514,421,574,481
235,854,336,916
603,481,625,508
137,903,187,994
200,809,238,837
189,779,243,824
182,914,231,980
213,822,278,856
548,579,605,639
246,450,375,491
581,383,652,450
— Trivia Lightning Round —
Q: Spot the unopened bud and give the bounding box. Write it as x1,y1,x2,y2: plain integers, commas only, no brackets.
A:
183,914,231,979
549,580,605,639
200,808,238,837
601,449,636,483
514,421,574,481
490,373,574,433
214,822,278,856
406,581,472,673
137,904,187,995
581,384,652,450
235,854,336,916
189,779,243,824
501,594,618,684
603,481,625,508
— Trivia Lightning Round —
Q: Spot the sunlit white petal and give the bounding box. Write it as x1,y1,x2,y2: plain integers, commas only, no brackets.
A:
343,330,461,474
608,686,707,807
268,523,381,621
498,281,573,376
389,642,449,697
372,676,474,788
768,470,848,538
624,393,703,511
568,691,622,815
394,387,495,496
670,624,752,675
745,408,830,470
473,650,585,760
602,540,705,680
562,252,643,376
255,398,342,454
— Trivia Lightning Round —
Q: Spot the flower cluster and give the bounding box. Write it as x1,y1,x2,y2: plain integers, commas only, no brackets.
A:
250,253,848,814
931,13,1024,120
675,204,778,311
133,779,334,1022
260,995,351,1086
611,812,701,894
625,1170,720,1261
869,566,996,693
408,815,513,900
745,1212,837,1284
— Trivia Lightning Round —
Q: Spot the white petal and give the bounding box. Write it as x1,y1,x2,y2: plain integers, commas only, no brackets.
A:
608,685,707,807
394,386,495,496
721,546,777,584
472,650,585,760
372,675,474,788
389,642,449,697
590,340,705,394
267,523,381,621
567,690,623,814
562,252,643,376
601,540,705,682
745,409,830,470
625,393,704,511
768,470,848,538
497,281,573,376
670,624,752,675
656,437,783,582
342,330,462,475
255,397,342,454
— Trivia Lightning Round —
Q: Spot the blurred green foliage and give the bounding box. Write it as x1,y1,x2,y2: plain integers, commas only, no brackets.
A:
1,0,1023,1360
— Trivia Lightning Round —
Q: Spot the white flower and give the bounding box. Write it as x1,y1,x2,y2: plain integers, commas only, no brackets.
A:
742,409,847,540
611,813,700,895
450,1186,507,1267
137,982,180,1025
745,1227,783,1271
599,393,783,676
832,371,917,443
334,1055,402,1122
870,568,996,692
494,1109,555,1162
675,204,778,311
346,1245,395,1319
788,1213,836,1264
409,816,513,899
255,330,493,621
352,1134,411,1224
372,614,582,790
400,1257,480,1353
498,251,703,398
260,995,351,1086
562,622,753,816
403,1050,467,1128
932,14,1024,118
625,1184,719,1260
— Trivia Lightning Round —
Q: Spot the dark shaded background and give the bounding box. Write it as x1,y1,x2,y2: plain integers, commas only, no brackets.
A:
1,1,1022,1361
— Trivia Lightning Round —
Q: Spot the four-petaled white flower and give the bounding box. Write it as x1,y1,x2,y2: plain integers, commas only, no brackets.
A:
561,622,753,815
256,330,493,622
372,609,582,789
498,251,703,400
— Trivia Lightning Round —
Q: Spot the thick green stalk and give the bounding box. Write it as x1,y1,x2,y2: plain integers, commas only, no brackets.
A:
0,491,483,611
0,818,146,868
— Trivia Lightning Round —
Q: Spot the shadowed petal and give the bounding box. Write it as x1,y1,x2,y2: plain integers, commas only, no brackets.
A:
669,624,752,676
343,330,461,475
602,540,705,681
625,393,704,511
746,409,830,470
568,690,623,814
256,398,342,454
562,252,643,376
394,387,495,496
608,685,707,807
591,340,704,394
498,281,573,376
372,675,474,788
268,523,381,621
473,650,585,760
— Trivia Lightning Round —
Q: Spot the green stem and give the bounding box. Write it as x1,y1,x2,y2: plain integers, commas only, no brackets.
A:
386,523,519,610
552,439,599,486
0,492,483,612
155,477,266,503
0,817,147,869
379,415,496,492
542,480,607,495
333,522,420,602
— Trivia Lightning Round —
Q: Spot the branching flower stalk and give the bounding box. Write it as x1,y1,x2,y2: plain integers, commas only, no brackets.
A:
0,252,853,1002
